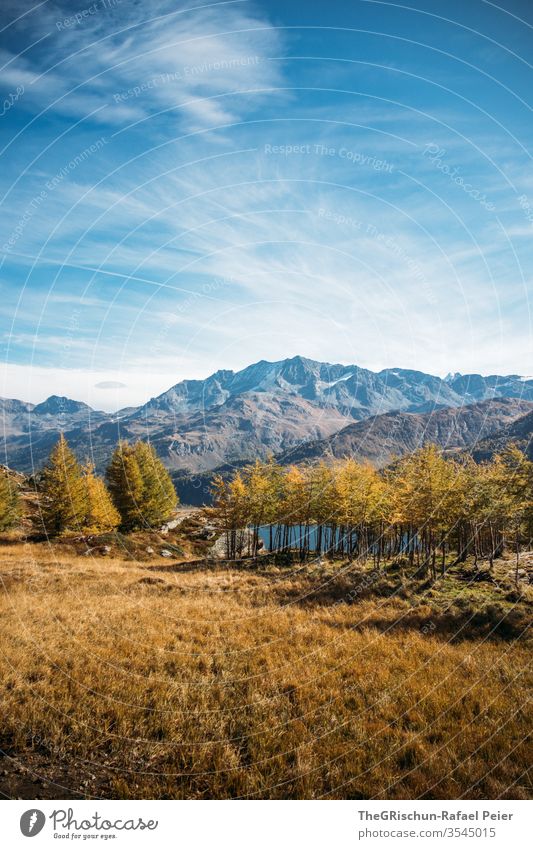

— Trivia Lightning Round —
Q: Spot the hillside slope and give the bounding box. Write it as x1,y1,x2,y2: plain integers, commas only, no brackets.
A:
274,397,533,467
470,408,533,462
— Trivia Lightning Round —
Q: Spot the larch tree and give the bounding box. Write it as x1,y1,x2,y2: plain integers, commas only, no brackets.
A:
241,459,279,557
307,462,336,556
335,459,382,559
389,445,458,575
106,441,144,530
40,434,88,535
107,440,177,530
0,469,21,531
279,465,309,553
494,444,533,581
133,441,177,527
211,471,249,558
83,463,121,533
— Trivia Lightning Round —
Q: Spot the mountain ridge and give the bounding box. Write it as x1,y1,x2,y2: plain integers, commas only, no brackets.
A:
5,356,533,416
3,356,533,476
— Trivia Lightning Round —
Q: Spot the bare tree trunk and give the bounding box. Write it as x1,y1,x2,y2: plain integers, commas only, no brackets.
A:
515,528,520,586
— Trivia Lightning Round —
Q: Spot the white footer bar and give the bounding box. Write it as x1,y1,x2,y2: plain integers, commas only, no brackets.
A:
4,799,532,848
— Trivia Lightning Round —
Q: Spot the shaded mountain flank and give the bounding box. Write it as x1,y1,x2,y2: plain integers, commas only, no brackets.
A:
277,398,533,467
469,408,533,462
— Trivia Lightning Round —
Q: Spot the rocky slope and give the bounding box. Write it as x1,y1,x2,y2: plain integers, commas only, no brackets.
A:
469,408,533,462
277,397,533,468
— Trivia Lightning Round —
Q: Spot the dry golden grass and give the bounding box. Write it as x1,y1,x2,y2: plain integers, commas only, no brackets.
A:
0,543,531,799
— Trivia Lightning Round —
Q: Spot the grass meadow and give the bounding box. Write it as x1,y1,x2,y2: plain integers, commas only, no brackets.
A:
0,543,531,799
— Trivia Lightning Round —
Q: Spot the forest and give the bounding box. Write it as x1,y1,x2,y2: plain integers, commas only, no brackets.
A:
210,445,533,579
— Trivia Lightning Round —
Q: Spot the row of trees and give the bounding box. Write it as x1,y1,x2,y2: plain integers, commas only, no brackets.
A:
0,435,178,536
210,445,533,577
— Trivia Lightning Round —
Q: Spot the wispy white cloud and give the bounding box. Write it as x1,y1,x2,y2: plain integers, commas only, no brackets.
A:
2,0,285,129
0,0,531,404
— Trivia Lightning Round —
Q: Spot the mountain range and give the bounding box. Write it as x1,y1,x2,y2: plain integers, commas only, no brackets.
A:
2,357,533,500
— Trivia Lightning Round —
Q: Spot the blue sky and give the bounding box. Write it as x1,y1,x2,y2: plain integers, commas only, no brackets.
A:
0,0,532,409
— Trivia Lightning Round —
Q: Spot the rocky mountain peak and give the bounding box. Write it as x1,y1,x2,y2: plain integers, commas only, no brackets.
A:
33,396,92,415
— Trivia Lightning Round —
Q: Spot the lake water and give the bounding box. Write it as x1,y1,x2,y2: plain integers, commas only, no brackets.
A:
257,524,353,553
256,524,417,554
